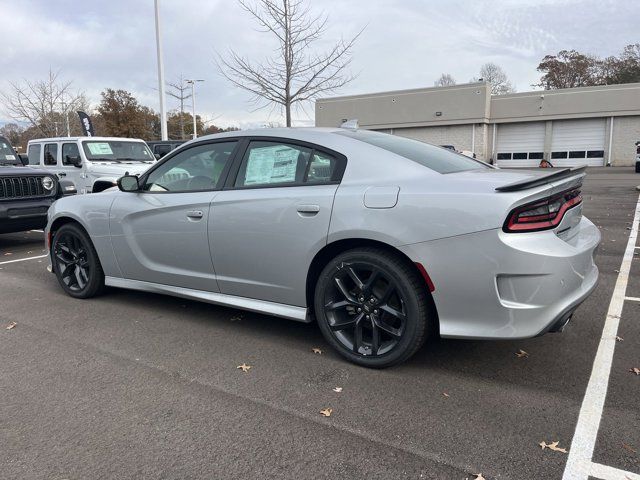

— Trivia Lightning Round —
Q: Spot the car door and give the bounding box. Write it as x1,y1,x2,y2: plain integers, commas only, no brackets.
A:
42,142,62,177
211,139,346,307
109,140,239,291
59,142,84,190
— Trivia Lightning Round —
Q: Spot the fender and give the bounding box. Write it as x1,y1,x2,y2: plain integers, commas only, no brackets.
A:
92,176,119,193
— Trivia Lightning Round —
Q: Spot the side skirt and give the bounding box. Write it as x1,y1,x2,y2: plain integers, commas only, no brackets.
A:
104,276,311,323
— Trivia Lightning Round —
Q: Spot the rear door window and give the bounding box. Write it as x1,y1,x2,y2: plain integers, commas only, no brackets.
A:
306,151,338,184
43,143,58,166
235,141,311,187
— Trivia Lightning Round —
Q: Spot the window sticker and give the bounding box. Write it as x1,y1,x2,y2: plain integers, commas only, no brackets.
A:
244,145,298,185
4,154,16,160
87,142,113,155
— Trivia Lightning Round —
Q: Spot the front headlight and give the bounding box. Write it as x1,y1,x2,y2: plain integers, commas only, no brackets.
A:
42,176,54,191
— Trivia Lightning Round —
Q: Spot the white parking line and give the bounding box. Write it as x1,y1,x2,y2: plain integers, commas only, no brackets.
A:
562,193,640,480
590,462,640,480
0,254,48,265
624,296,640,302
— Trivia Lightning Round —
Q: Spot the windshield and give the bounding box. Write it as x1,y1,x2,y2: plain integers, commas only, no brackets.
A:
81,140,154,163
335,130,490,174
0,138,19,165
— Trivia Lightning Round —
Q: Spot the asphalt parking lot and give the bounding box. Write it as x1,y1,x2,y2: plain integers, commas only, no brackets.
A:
1,167,639,480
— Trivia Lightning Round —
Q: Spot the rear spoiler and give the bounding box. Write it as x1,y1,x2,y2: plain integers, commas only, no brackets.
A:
495,166,586,192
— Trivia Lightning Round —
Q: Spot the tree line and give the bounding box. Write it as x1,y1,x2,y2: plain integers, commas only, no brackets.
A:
435,43,640,94
0,71,238,150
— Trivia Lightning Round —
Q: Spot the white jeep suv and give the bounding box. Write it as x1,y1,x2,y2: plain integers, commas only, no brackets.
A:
27,137,155,194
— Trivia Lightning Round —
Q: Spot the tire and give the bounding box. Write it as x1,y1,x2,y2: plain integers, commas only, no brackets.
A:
51,223,105,299
314,248,430,368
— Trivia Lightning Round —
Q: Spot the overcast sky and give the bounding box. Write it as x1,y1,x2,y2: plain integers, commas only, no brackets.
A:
0,0,635,128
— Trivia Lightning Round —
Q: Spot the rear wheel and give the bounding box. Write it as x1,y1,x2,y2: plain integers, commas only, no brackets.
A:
314,248,430,368
51,223,105,299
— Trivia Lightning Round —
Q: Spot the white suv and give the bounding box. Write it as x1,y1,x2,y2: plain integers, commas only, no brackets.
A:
27,137,156,194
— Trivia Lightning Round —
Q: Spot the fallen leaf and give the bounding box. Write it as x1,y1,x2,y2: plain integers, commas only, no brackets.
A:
540,440,568,453
629,367,640,376
3,252,12,256
614,270,620,273
319,408,333,417
442,392,450,397
6,322,17,330
622,442,637,454
333,387,343,393
312,347,323,354
516,349,529,358
616,336,624,342
236,363,251,372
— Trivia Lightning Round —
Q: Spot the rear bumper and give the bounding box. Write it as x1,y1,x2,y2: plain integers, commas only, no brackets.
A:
398,216,601,339
0,198,54,233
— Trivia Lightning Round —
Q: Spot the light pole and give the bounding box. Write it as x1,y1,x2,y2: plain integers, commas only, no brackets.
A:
186,79,204,139
154,0,168,141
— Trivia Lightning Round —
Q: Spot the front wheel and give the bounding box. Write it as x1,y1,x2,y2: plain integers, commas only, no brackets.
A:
314,248,430,368
51,223,105,299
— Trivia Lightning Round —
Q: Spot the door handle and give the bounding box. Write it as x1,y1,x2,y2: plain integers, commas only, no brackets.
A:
57,172,66,177
296,204,320,215
186,210,204,219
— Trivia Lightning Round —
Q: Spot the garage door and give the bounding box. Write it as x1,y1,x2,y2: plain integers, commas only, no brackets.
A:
495,122,545,167
551,119,605,167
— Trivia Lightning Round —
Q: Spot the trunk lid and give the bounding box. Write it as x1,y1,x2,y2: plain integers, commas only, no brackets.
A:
449,167,586,239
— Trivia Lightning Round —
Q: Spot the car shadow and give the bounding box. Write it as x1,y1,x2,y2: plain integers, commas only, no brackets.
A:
103,286,597,400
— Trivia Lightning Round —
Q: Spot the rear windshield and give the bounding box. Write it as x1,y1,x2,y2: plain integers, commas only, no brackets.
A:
335,130,489,174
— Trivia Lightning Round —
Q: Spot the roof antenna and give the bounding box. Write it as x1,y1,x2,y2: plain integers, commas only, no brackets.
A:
340,119,359,130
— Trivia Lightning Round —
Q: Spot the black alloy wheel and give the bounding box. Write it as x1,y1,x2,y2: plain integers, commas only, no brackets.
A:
52,223,105,299
315,248,430,368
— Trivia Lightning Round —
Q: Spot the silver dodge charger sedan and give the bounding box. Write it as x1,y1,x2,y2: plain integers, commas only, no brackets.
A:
46,128,600,367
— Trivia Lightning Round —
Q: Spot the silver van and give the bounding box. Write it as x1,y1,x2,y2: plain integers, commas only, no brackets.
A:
27,137,155,194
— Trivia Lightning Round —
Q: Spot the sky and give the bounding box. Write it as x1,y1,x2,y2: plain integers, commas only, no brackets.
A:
0,0,636,129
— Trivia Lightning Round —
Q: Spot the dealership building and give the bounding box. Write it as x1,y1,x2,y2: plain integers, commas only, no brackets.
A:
315,82,640,167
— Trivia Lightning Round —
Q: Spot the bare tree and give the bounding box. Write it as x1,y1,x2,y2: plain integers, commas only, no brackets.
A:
472,63,515,95
0,69,87,137
166,75,192,139
217,0,363,126
434,73,456,87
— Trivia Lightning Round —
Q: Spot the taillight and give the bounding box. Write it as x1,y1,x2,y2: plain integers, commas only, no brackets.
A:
504,187,582,232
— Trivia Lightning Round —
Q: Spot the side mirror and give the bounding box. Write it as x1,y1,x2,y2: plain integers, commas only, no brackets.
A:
117,175,140,192
154,153,161,160
66,155,82,168
19,154,29,166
